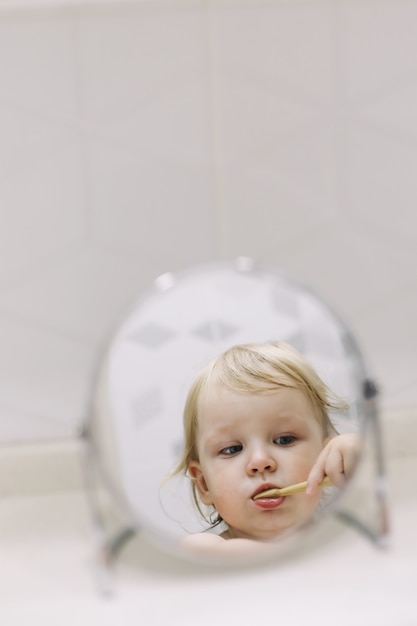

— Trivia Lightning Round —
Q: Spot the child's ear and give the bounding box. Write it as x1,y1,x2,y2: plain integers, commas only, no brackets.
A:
188,462,213,505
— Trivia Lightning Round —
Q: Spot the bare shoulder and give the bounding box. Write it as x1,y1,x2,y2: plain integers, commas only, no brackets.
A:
180,532,225,551
179,532,271,557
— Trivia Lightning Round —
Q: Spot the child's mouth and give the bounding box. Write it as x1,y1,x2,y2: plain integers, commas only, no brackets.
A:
253,486,283,500
253,476,332,500
251,484,286,509
252,495,285,510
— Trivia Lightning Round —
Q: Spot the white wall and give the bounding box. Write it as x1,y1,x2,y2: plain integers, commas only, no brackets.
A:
0,0,416,443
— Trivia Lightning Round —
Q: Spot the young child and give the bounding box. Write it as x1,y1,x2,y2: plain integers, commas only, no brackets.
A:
173,341,361,556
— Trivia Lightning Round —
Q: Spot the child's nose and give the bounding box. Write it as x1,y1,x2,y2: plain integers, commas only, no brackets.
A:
247,448,277,475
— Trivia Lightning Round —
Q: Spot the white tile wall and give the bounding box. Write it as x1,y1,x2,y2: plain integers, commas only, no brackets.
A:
0,317,95,440
0,0,416,442
210,0,417,411
0,11,78,121
0,140,86,287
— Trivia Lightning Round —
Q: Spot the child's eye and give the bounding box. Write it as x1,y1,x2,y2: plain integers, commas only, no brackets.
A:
220,444,242,456
274,435,296,446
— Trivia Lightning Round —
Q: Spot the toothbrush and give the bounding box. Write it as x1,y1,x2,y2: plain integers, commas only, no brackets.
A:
253,476,332,499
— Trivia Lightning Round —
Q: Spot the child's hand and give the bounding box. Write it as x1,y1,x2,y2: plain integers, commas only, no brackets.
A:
306,433,362,496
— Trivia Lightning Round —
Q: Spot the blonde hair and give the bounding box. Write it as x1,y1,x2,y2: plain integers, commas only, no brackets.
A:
173,340,348,526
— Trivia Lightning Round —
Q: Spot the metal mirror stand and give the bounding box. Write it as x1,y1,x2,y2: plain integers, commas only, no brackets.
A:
81,436,138,595
332,379,389,544
80,262,390,595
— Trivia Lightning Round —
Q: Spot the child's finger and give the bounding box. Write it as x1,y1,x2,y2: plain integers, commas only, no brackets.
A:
306,448,329,495
339,434,362,479
323,448,346,488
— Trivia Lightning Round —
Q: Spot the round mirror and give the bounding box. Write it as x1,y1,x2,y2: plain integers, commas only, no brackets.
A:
87,259,372,562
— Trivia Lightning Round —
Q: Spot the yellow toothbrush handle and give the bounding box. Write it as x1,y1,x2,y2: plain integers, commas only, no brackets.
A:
254,476,332,499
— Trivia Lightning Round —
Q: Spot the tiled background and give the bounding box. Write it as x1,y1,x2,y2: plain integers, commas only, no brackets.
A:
1,0,416,443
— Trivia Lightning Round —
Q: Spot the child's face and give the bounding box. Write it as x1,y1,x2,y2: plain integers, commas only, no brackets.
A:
189,385,327,540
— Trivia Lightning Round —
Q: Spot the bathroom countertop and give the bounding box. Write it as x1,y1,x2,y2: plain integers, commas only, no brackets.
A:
1,453,416,626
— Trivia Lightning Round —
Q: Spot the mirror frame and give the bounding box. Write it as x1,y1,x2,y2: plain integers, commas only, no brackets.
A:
81,259,389,591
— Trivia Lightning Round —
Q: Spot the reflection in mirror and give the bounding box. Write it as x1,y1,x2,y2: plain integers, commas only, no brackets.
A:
85,259,386,571
169,340,361,558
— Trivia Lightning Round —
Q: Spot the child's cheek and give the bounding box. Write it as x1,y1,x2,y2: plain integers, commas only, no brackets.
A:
297,490,322,516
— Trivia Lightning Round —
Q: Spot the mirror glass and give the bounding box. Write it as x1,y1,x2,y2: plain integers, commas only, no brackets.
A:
89,259,367,558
